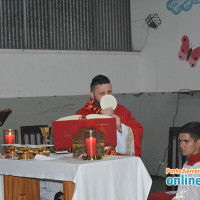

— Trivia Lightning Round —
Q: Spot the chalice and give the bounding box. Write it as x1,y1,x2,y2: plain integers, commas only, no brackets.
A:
40,127,51,145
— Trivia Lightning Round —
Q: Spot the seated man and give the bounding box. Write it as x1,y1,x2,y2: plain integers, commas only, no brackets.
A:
76,74,143,157
173,122,200,199
148,122,200,200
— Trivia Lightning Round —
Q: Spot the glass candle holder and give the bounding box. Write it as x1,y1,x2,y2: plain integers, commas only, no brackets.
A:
3,129,17,144
72,127,104,160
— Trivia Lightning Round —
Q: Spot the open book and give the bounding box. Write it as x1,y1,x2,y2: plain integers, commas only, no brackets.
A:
56,114,111,121
52,114,116,150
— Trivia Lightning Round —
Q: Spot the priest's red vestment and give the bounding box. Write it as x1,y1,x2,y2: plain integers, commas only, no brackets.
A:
76,99,143,157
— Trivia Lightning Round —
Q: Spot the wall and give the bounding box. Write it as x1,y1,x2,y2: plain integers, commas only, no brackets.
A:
131,0,200,92
140,92,200,176
5,0,200,98
0,50,141,98
1,0,200,97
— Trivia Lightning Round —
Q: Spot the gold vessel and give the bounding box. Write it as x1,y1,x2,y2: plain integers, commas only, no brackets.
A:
4,151,18,159
2,144,51,159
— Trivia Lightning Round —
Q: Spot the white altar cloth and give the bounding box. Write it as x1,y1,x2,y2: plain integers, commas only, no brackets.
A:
0,155,152,200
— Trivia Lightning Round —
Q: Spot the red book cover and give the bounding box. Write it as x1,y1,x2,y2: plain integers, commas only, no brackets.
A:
52,117,117,150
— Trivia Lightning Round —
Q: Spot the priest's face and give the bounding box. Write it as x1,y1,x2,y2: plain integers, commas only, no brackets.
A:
179,133,200,157
90,83,112,107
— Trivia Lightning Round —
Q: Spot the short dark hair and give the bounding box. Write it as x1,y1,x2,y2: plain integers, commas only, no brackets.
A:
90,75,111,92
179,122,200,141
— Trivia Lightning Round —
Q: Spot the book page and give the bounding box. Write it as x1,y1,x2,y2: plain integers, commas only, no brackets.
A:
86,114,111,119
56,114,112,121
56,115,82,121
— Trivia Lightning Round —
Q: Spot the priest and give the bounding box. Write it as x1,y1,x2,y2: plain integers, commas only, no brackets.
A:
76,74,143,157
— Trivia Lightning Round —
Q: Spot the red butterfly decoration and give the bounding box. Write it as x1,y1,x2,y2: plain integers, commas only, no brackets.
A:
178,35,200,68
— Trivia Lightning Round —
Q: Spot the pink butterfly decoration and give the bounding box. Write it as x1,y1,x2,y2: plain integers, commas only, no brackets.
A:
178,35,200,68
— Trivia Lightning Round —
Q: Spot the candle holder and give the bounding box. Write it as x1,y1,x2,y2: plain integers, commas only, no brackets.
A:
81,154,103,160
3,129,18,144
72,126,104,160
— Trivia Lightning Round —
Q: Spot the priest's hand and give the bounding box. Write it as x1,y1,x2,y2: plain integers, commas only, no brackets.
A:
102,108,122,133
112,114,122,133
101,107,114,116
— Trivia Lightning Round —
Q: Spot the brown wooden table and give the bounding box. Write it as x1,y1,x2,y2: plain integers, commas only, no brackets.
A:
4,175,75,200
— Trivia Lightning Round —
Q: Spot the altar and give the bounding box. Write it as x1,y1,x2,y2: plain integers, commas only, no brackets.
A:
0,154,152,200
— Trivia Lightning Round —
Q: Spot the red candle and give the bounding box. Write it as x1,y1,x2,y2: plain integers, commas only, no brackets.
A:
5,133,15,144
86,137,96,156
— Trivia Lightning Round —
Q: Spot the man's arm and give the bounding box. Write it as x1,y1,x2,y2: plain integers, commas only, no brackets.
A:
101,107,122,132
114,105,143,157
